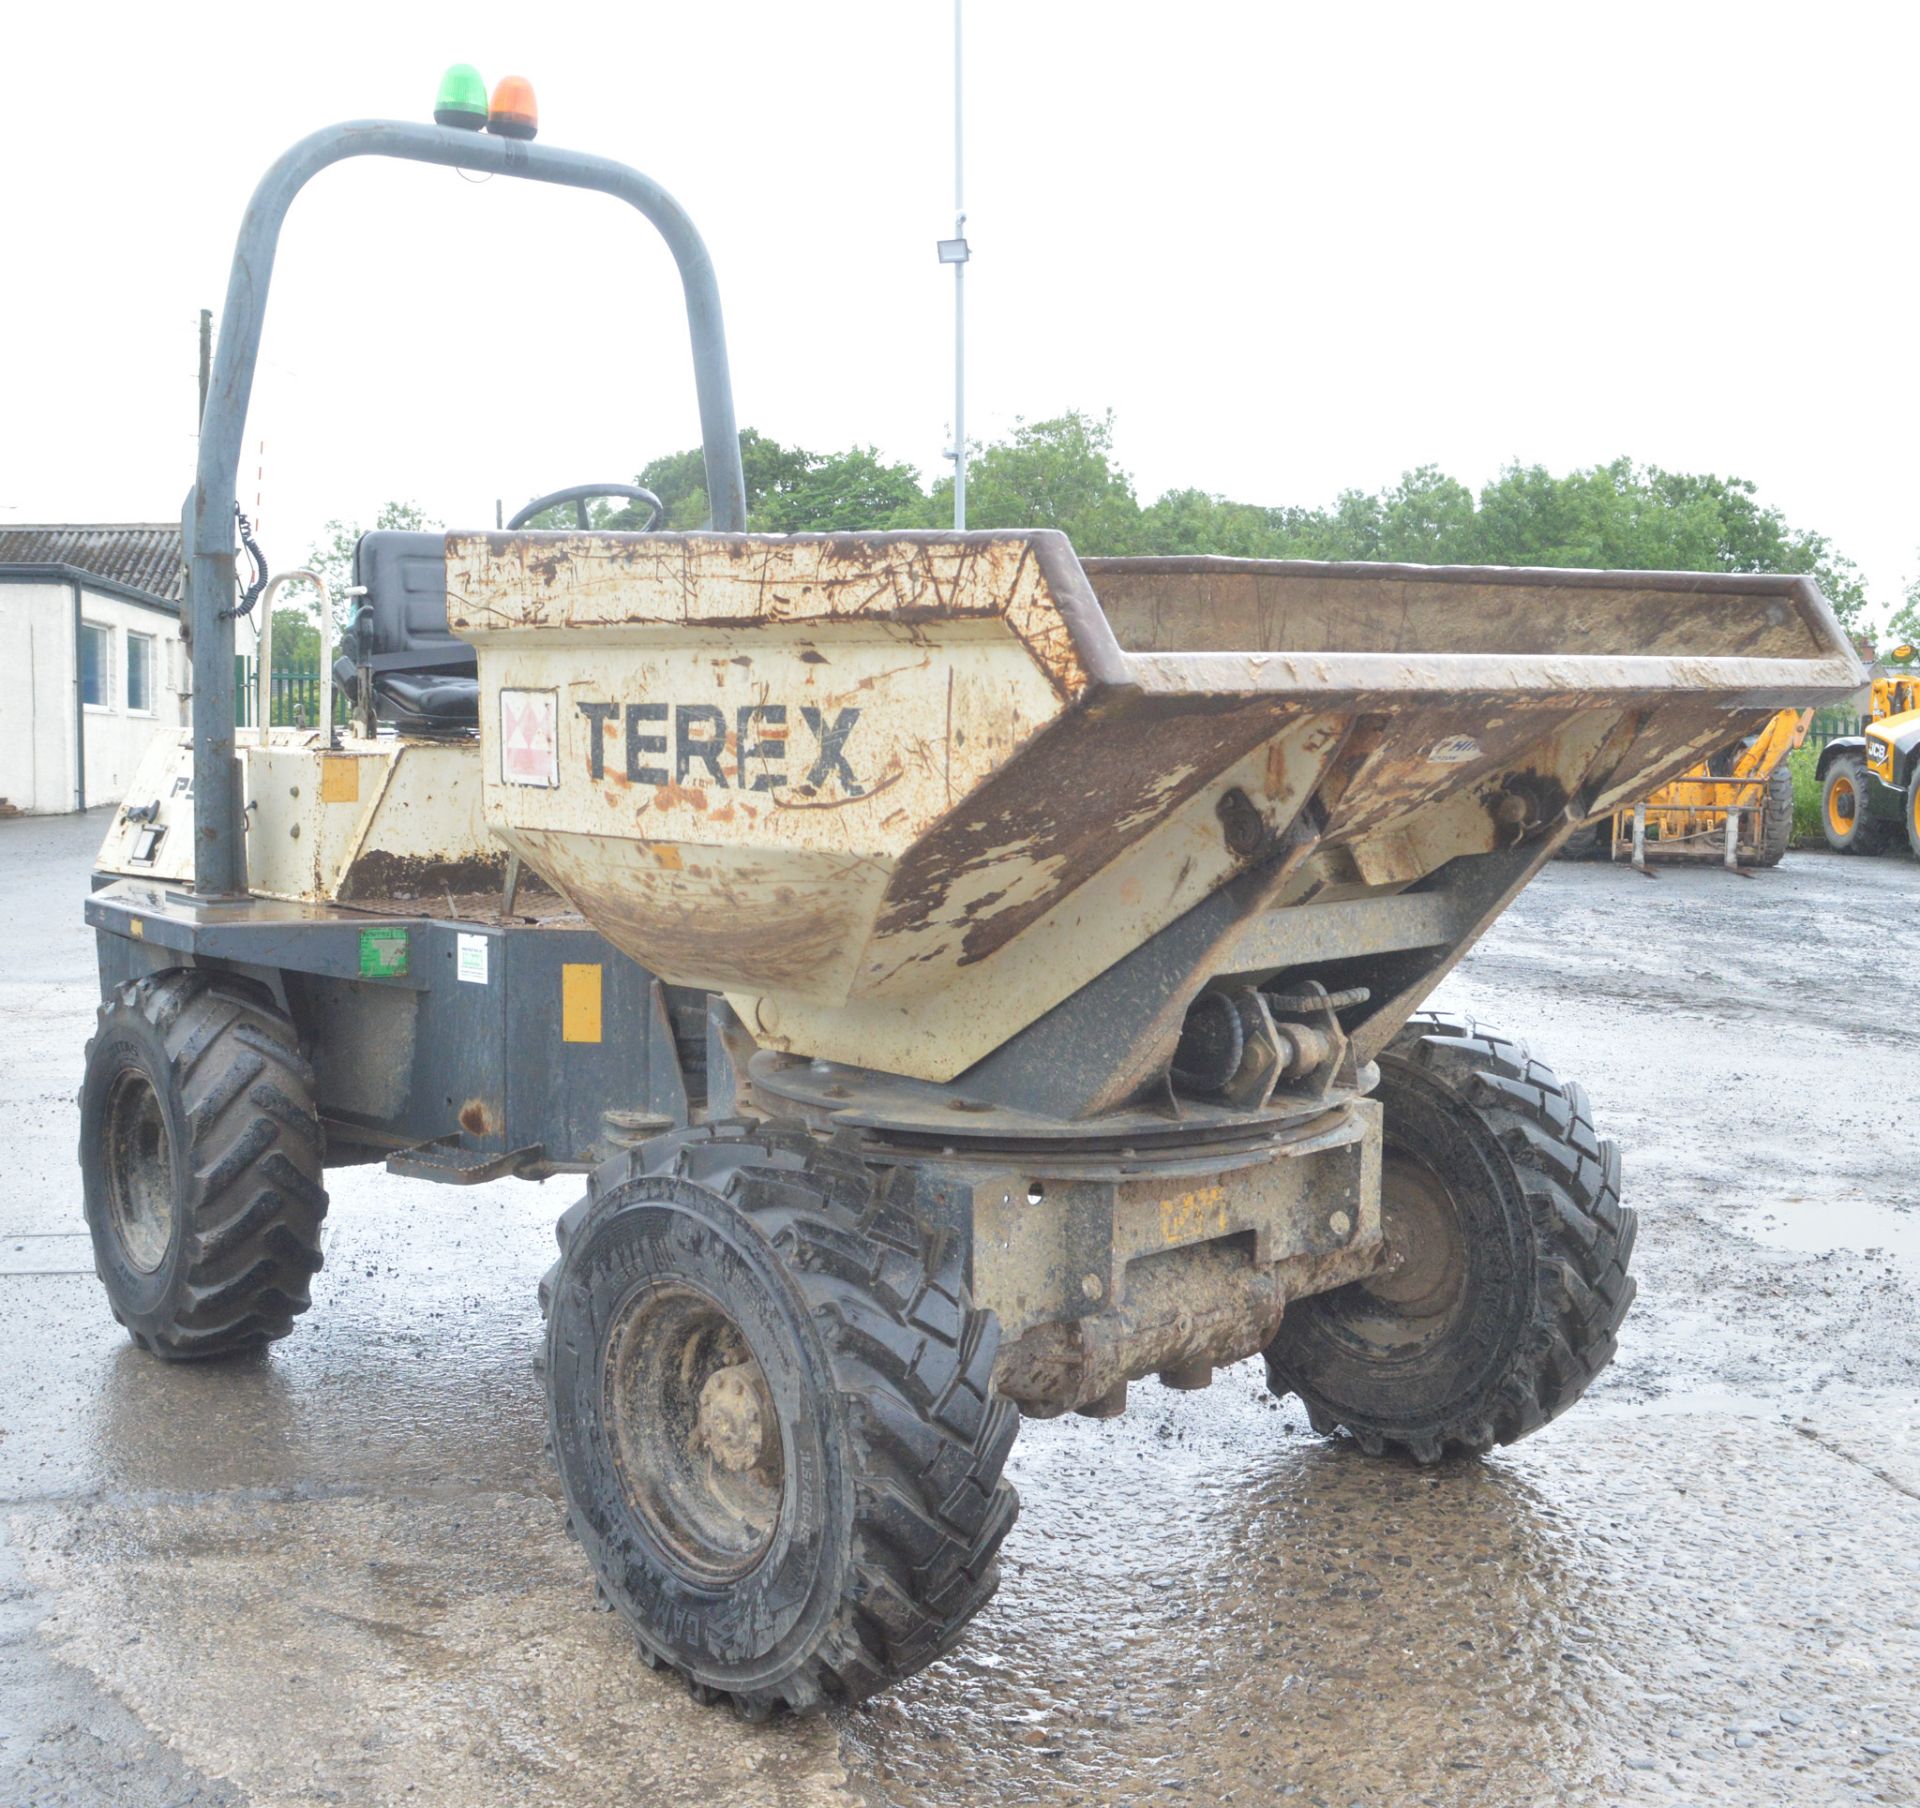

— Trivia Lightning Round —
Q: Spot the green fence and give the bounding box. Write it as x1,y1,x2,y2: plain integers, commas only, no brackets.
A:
234,655,349,730
1805,707,1860,756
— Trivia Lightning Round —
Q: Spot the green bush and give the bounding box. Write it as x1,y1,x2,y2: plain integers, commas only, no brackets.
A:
1789,744,1823,847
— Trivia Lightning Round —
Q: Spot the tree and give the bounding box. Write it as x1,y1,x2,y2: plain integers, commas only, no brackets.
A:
1467,461,1868,630
529,430,929,534
927,410,1144,554
540,419,1876,629
1883,566,1920,656
288,500,440,652
236,501,442,686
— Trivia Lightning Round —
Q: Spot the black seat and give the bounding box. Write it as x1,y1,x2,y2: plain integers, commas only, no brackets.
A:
333,530,478,734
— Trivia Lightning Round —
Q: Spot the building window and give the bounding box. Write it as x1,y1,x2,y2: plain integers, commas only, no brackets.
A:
80,623,111,709
127,632,154,713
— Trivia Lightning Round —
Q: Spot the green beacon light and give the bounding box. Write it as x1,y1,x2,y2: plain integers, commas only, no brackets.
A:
434,65,489,131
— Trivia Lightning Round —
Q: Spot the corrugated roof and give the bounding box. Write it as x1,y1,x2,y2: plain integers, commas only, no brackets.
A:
0,523,185,605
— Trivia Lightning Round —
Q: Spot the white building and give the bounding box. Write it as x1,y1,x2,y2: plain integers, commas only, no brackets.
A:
0,524,187,814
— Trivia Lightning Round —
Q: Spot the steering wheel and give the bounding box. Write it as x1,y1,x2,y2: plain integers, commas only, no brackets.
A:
506,483,664,532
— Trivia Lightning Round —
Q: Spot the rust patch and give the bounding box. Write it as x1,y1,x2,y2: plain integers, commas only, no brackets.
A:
875,694,1291,968
458,1099,496,1137
341,849,511,903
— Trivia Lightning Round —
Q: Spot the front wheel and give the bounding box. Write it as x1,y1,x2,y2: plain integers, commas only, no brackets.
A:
540,1124,1019,1718
1823,755,1895,854
1264,1012,1634,1463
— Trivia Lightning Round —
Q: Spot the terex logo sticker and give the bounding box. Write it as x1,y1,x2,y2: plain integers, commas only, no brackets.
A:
1426,734,1483,765
576,702,866,798
501,689,559,788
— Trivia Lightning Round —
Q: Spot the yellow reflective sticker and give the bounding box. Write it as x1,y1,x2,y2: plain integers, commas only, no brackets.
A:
319,756,360,804
562,963,603,1043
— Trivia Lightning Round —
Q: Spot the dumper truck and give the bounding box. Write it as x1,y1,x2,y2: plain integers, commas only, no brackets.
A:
77,108,1865,1719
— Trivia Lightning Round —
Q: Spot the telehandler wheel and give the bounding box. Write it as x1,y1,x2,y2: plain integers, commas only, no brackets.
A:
539,1123,1019,1718
1264,1012,1633,1465
1905,770,1920,860
78,972,328,1359
1822,755,1894,854
1752,761,1794,867
1558,820,1606,860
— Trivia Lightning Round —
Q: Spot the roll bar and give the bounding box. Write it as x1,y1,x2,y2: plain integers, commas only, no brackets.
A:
186,120,748,897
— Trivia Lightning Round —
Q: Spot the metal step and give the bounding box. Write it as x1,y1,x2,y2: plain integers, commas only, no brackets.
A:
386,1138,541,1185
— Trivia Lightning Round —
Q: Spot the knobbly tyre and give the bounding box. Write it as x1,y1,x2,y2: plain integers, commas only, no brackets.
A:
78,99,1864,1720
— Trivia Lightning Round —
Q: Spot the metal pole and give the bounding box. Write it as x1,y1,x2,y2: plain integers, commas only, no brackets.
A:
953,0,966,531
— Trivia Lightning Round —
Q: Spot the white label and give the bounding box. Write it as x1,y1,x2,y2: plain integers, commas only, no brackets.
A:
456,933,490,985
500,689,559,787
1426,734,1483,765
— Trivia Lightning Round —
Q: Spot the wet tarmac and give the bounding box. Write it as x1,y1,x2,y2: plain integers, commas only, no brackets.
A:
3,807,1916,1806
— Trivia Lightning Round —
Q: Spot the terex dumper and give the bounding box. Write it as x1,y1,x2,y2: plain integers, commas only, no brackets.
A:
78,114,1864,1718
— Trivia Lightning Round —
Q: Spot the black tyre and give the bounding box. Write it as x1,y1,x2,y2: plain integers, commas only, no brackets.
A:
1558,819,1607,861
540,1123,1018,1717
1265,1012,1633,1464
1822,755,1895,854
1905,769,1920,860
1750,762,1794,867
79,972,328,1359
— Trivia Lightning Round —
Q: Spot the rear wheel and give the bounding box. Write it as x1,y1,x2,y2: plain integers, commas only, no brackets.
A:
79,972,328,1358
1823,755,1894,854
541,1123,1018,1717
1905,769,1920,859
1264,1012,1634,1463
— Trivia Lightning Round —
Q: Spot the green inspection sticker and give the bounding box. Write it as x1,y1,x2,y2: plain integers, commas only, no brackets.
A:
358,926,409,978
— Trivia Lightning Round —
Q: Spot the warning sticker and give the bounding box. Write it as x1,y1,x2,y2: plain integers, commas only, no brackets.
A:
501,689,559,788
456,932,490,985
358,925,409,979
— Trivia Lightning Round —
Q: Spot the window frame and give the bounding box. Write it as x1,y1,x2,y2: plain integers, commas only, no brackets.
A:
79,621,113,712
126,629,156,716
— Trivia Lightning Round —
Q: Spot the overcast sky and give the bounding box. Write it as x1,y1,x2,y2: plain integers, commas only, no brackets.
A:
5,2,1915,623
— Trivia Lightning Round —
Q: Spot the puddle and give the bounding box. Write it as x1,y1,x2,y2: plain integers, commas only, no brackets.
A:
1732,1195,1920,1265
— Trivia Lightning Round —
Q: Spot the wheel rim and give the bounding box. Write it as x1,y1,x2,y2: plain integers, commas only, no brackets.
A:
1328,1151,1469,1358
103,1066,174,1274
1828,774,1857,838
602,1282,784,1583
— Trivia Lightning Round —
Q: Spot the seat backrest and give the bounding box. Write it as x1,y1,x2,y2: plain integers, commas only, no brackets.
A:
352,530,472,666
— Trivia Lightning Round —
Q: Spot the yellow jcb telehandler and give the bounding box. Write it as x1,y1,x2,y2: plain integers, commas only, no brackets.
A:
1562,707,1808,871
1817,648,1920,856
